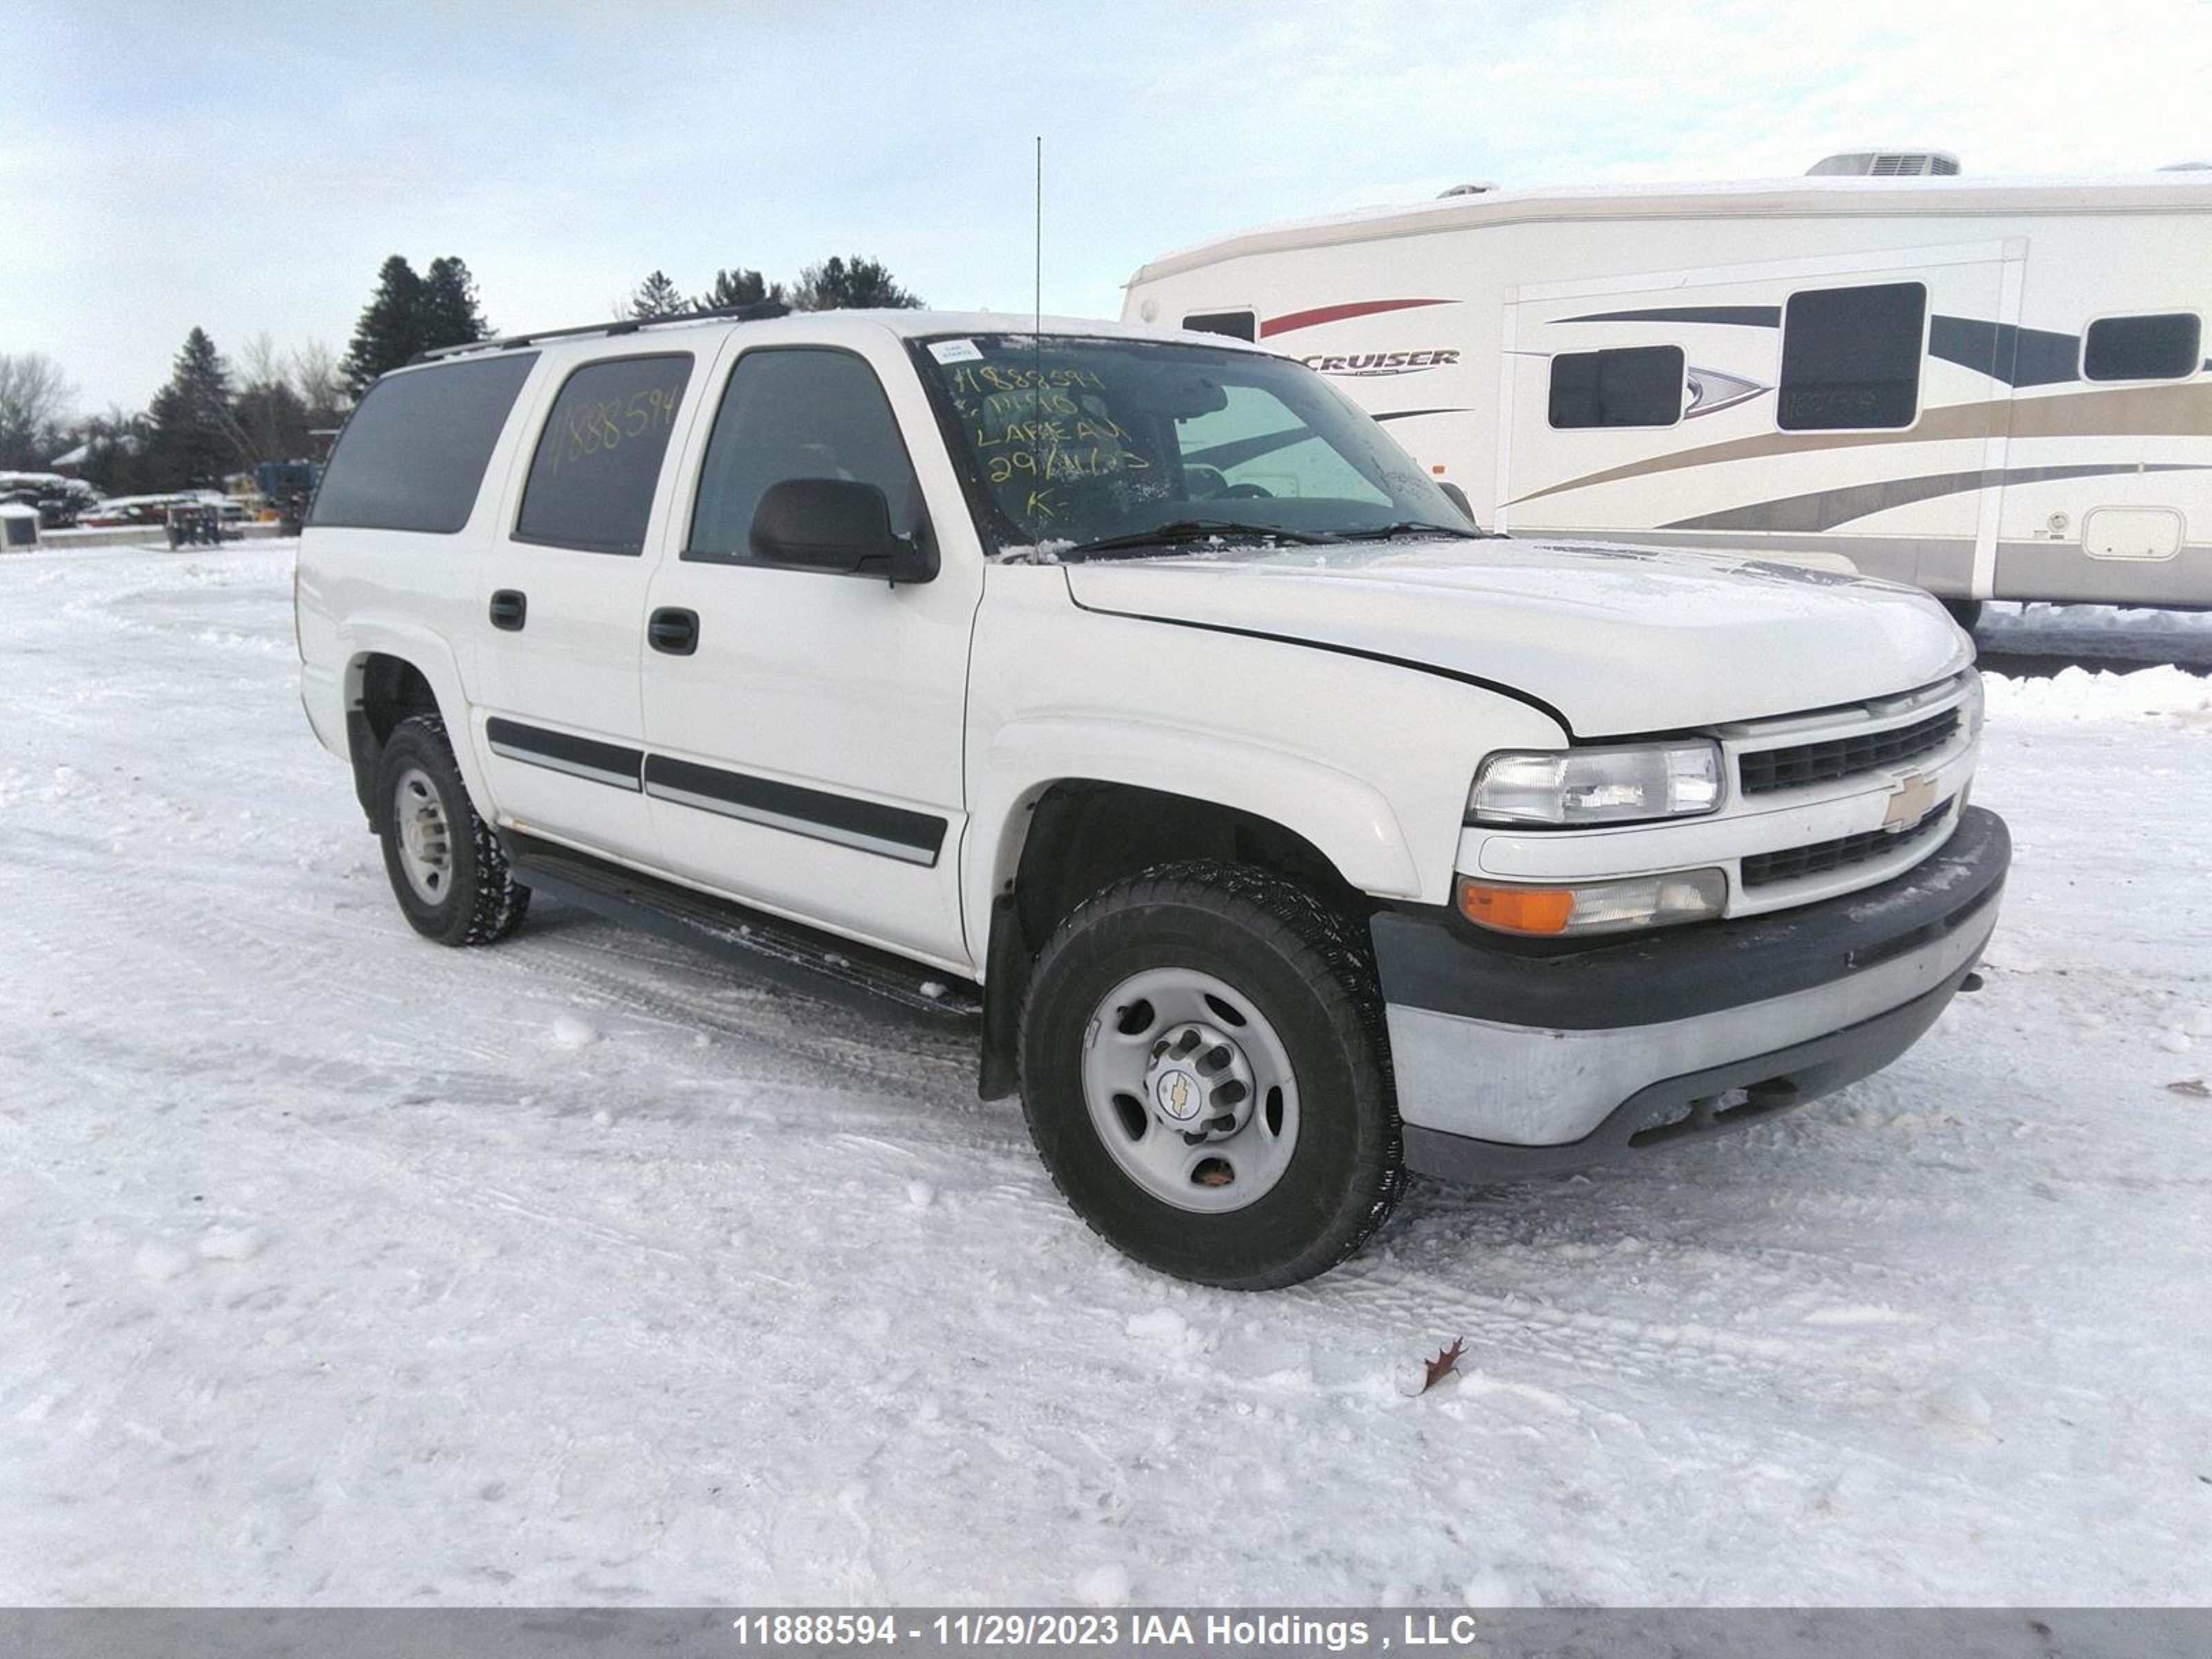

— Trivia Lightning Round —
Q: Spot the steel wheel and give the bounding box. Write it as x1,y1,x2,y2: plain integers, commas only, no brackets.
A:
1079,966,1300,1213
391,765,454,906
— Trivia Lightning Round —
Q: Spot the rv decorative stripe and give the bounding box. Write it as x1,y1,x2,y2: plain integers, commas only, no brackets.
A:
1258,299,1455,339
1557,306,1782,330
1662,463,2212,534
641,755,946,867
1504,382,2212,509
485,719,644,791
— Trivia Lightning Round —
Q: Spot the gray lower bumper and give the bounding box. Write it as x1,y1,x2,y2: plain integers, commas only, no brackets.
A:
1371,806,2009,1179
1398,953,1986,1184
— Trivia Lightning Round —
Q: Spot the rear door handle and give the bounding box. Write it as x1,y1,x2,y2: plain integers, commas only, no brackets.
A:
647,607,700,656
488,590,527,631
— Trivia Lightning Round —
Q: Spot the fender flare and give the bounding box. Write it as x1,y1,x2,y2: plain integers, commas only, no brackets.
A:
969,713,1424,926
335,619,496,816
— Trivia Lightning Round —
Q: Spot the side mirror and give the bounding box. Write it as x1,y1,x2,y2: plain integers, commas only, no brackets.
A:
1437,480,1477,525
749,477,937,584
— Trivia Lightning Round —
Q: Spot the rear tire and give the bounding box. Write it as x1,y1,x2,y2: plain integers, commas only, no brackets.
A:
1018,861,1402,1288
1941,597,1984,632
373,713,529,947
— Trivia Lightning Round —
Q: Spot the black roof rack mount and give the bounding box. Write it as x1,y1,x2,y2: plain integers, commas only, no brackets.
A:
410,299,791,365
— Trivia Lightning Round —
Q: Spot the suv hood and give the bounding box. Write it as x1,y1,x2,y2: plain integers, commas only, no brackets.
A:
1060,536,1972,738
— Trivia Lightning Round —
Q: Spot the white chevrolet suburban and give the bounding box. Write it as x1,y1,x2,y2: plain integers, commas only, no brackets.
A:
297,304,2009,1288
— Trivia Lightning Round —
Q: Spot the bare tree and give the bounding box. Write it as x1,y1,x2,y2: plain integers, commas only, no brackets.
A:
237,332,286,392
288,341,345,429
0,353,77,469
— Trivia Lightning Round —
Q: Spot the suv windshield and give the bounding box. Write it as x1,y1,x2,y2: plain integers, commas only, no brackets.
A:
913,332,1477,561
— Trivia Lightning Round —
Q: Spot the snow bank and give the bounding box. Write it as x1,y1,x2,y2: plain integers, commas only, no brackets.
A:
1983,663,2212,726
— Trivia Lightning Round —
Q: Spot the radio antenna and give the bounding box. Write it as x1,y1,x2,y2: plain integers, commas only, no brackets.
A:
1033,135,1043,341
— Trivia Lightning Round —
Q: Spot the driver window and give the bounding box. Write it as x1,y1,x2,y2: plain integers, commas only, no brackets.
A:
686,348,923,565
1174,384,1390,505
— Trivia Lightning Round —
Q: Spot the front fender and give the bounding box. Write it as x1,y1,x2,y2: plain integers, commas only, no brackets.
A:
975,715,1423,906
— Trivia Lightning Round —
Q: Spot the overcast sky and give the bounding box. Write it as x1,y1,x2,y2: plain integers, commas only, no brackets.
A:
6,0,2206,413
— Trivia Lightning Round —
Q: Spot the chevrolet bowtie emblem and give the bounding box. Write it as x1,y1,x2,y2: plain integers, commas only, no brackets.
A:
1882,772,1939,830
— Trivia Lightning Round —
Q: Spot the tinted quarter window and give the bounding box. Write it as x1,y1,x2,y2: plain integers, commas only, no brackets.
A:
2083,313,2201,382
1183,310,1257,342
1779,281,1926,430
514,354,693,555
687,349,922,565
310,354,536,533
1548,345,1684,428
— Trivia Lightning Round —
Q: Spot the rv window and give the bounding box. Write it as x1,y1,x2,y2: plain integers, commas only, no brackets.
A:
1779,282,1925,430
514,354,695,556
1547,346,1685,429
309,354,538,534
2083,313,2201,382
1183,311,1257,343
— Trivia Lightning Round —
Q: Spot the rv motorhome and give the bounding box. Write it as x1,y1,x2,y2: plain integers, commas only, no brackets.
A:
1123,156,2212,621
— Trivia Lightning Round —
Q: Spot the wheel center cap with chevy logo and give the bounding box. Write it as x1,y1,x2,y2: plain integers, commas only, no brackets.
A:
1154,1067,1203,1123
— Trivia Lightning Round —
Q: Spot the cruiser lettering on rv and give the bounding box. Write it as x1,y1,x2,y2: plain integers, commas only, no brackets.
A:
1300,348,1461,376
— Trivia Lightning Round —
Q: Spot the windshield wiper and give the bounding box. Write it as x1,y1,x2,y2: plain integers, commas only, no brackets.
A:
1333,520,1490,542
1053,519,1347,560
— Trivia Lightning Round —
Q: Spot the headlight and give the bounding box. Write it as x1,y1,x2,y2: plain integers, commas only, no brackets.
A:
1455,868,1727,936
1959,671,1986,737
1469,741,1723,827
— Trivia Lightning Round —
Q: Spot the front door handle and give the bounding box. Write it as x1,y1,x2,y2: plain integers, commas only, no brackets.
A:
488,589,527,631
647,607,700,656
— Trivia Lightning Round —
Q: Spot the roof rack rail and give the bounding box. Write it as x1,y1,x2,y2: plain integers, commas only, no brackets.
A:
410,299,791,364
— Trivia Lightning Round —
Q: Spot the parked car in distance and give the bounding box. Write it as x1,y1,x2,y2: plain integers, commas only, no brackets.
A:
296,306,2010,1287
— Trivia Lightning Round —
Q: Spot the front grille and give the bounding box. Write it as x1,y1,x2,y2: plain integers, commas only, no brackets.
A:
1741,800,1952,889
1738,708,1959,796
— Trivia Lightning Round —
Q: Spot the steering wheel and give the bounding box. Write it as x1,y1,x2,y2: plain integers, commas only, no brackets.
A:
1216,482,1275,500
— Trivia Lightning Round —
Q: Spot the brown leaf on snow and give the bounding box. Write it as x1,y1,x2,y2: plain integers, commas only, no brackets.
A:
2166,1078,2209,1098
1421,1337,1466,1394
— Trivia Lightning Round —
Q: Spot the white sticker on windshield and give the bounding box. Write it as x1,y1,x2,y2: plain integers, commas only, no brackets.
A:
928,338,984,364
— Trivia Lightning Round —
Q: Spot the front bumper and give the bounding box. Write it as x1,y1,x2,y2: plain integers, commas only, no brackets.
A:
1370,806,2010,1183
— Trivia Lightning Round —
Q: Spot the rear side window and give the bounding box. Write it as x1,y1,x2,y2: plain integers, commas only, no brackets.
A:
310,355,536,533
1183,310,1257,342
2083,313,2201,382
686,348,922,565
514,354,694,555
1778,281,1926,430
1548,346,1684,428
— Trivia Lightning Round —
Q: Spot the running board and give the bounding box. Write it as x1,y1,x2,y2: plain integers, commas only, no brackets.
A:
501,831,982,1023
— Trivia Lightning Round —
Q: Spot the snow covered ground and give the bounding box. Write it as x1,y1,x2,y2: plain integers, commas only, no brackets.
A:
2,541,2207,1607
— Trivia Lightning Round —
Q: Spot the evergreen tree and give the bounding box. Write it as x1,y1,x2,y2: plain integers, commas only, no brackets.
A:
628,270,688,319
341,256,492,398
697,267,785,311
341,256,427,397
146,328,243,489
64,408,156,498
790,255,922,311
232,379,312,467
418,256,492,351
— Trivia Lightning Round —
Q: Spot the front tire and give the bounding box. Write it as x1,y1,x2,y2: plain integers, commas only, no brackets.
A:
1018,861,1402,1288
373,713,529,946
1941,597,1984,632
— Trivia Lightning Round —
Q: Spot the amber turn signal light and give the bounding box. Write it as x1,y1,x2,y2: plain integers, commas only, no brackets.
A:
1455,880,1576,935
